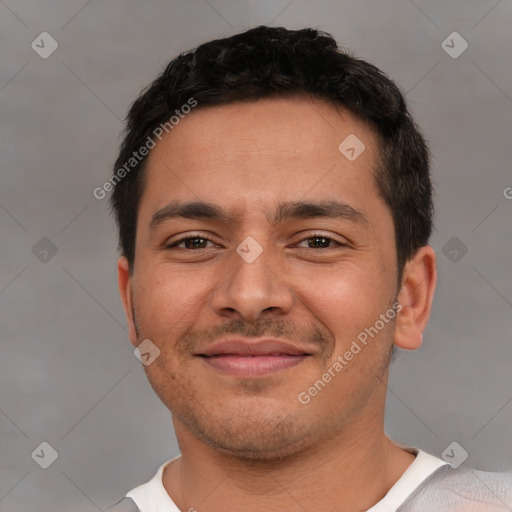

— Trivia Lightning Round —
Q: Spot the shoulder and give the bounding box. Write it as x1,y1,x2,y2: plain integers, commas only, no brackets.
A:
123,456,181,511
403,465,512,511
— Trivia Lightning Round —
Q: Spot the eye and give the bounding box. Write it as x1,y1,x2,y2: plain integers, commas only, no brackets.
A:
166,235,218,250
165,233,346,251
296,234,346,249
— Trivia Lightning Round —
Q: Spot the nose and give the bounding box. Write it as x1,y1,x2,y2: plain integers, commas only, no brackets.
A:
209,244,294,321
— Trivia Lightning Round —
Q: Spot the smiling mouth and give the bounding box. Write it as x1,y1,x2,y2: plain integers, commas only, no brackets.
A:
198,353,310,376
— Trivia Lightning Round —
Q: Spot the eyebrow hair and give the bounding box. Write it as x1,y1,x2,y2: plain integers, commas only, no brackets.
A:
150,200,234,230
149,199,368,231
270,200,367,226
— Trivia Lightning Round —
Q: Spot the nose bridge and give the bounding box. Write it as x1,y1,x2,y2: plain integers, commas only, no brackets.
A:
209,239,293,320
232,244,275,292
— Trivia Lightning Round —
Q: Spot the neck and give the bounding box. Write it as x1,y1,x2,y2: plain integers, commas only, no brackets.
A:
163,415,415,512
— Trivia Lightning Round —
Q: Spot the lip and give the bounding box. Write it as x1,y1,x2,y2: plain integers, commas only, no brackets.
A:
196,338,314,377
197,338,314,357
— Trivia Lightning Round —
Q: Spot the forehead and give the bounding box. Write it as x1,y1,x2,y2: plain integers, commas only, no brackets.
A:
140,97,382,218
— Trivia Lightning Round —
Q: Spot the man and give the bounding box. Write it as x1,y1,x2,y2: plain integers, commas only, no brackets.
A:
108,26,511,511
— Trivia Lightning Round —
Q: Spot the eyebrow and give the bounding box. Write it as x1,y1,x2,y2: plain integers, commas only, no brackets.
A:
149,199,368,231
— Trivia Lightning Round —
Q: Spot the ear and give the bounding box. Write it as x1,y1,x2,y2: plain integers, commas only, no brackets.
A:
117,256,138,347
394,245,437,350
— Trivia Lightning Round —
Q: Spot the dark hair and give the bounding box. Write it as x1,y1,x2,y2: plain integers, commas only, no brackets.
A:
111,25,433,281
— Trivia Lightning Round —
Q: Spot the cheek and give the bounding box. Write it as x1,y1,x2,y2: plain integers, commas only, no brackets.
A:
294,260,392,329
289,261,396,379
134,266,212,335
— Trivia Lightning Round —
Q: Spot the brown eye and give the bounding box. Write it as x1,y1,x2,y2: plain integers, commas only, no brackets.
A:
307,236,332,249
167,236,215,249
183,237,208,249
296,234,344,249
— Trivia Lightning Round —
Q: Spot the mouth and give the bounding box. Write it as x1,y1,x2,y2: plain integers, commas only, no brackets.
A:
196,338,314,377
198,353,310,376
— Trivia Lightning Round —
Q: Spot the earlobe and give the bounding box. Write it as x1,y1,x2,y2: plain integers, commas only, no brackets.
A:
393,246,437,351
117,256,138,346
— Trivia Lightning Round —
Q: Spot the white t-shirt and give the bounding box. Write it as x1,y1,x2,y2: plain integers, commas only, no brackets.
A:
111,447,512,511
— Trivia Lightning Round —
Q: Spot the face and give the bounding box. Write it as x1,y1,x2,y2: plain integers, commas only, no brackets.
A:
119,97,403,460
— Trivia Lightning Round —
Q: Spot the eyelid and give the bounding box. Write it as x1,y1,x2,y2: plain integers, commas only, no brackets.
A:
165,232,221,248
293,231,348,246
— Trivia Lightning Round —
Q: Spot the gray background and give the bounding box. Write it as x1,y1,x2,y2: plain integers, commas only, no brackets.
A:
1,0,511,510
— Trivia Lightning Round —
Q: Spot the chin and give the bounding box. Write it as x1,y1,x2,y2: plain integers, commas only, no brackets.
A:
203,430,316,463
177,403,321,462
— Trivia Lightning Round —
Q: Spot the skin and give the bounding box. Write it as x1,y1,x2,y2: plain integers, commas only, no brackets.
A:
118,97,437,511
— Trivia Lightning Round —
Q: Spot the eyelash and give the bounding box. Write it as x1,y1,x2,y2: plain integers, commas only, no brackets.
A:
166,233,347,250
